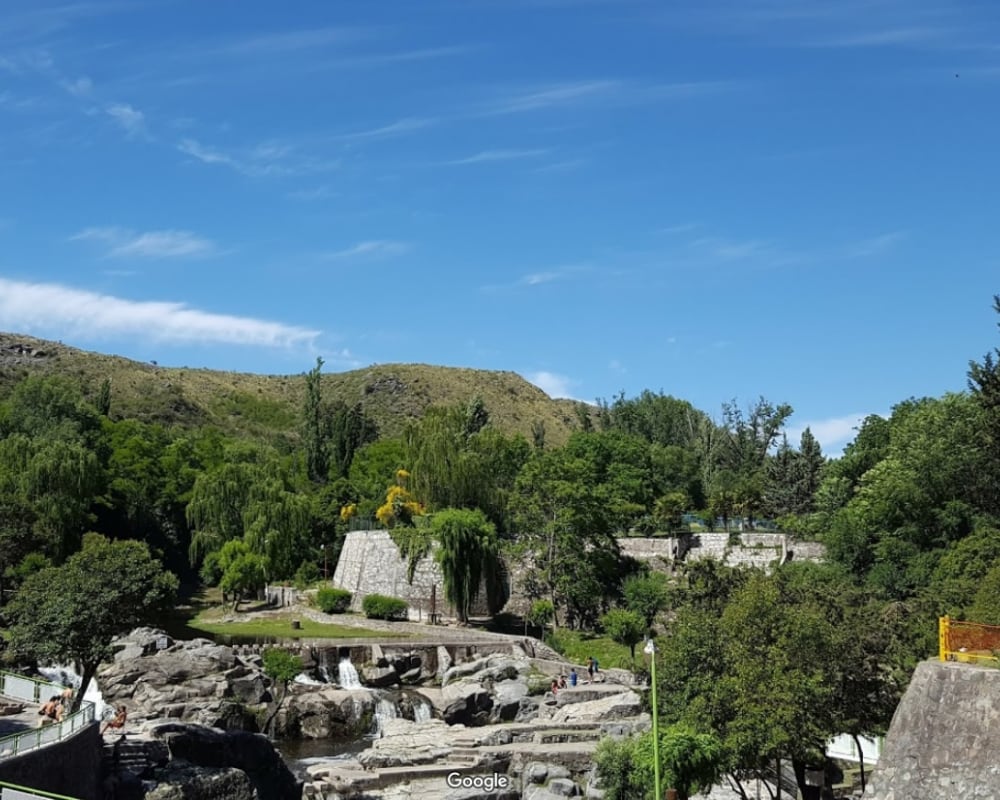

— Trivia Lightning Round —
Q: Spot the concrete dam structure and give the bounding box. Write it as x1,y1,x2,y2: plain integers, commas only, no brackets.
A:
333,530,825,621
864,659,1000,799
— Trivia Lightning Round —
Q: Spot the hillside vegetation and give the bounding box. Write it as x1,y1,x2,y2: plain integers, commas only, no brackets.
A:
0,332,581,446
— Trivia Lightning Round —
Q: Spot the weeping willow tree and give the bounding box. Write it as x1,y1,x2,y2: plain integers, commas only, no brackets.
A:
187,450,312,580
431,507,504,623
405,402,530,531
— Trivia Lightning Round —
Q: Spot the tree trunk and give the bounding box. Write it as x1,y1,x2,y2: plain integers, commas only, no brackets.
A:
725,773,751,800
791,757,821,800
75,661,98,714
262,683,287,736
851,733,867,791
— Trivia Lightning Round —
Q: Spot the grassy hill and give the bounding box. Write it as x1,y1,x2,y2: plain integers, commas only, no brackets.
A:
0,332,583,447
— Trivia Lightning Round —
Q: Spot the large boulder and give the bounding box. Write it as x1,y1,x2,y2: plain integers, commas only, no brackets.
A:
143,762,257,800
492,679,529,722
98,630,267,728
436,680,494,725
147,721,302,800
550,691,641,724
361,664,399,688
275,687,375,739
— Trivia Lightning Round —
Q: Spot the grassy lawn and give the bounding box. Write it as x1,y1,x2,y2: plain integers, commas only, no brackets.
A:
187,608,407,641
545,629,639,671
163,588,405,641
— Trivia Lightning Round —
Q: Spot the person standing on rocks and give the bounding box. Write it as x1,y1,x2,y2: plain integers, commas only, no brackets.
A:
569,668,578,687
587,656,595,683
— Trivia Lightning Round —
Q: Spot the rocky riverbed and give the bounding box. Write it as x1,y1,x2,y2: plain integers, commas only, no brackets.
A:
96,625,652,799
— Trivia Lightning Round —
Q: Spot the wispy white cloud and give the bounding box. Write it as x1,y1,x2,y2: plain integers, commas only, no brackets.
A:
845,231,906,258
0,278,319,348
61,76,93,97
522,271,562,286
482,79,727,115
658,222,700,235
208,27,367,57
325,240,409,260
443,148,549,166
816,27,946,48
334,117,436,142
487,80,620,113
178,137,339,178
104,102,145,137
527,370,579,400
72,227,217,259
288,185,339,201
785,412,874,456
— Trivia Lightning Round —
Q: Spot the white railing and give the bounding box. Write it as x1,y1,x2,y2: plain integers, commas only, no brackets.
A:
0,672,95,759
826,733,883,764
0,779,80,800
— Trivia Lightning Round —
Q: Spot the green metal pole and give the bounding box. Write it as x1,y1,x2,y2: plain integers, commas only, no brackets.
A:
649,641,661,800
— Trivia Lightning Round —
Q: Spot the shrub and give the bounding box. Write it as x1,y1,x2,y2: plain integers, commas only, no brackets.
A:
362,593,408,620
316,587,352,614
293,559,320,589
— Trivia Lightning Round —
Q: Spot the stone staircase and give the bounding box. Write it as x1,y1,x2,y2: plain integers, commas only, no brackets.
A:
102,735,167,782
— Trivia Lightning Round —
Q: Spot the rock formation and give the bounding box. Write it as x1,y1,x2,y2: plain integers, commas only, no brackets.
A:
865,659,1000,800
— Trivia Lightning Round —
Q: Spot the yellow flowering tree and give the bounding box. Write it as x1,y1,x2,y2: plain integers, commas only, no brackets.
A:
375,470,425,528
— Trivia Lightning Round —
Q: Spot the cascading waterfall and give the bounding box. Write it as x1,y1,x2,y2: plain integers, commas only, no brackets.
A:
338,658,362,690
413,699,432,723
37,665,110,719
374,696,398,738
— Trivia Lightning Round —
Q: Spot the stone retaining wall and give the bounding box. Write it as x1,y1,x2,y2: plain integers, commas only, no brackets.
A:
0,724,102,800
332,530,490,621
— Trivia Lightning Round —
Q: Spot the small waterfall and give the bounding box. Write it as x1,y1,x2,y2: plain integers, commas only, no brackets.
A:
413,699,432,723
294,672,324,686
37,665,109,719
318,665,332,683
374,696,398,737
338,658,362,690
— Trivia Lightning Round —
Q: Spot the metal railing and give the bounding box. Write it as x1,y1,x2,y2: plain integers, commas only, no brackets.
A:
0,780,80,800
0,672,95,759
939,615,1000,666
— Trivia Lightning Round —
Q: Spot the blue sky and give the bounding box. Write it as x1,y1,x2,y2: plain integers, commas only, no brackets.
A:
1,0,998,454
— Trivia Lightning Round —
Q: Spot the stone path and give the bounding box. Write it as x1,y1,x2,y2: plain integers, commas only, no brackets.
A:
0,700,46,739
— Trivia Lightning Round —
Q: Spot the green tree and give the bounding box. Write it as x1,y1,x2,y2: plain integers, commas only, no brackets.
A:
968,294,1000,513
635,724,725,800
623,571,669,628
261,647,302,732
600,608,646,660
594,724,726,800
6,535,177,712
431,508,502,622
302,357,330,483
217,539,269,611
510,448,619,628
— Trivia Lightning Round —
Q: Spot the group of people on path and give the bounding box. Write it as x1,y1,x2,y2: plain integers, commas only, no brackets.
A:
37,687,73,727
549,657,601,695
38,687,127,736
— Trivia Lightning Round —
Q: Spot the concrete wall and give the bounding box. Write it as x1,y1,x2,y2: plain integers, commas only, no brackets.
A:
865,659,1000,799
0,724,102,800
619,532,821,573
332,530,490,620
335,529,825,621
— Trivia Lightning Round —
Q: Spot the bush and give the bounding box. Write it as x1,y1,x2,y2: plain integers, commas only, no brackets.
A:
294,559,320,590
316,587,352,614
362,593,408,620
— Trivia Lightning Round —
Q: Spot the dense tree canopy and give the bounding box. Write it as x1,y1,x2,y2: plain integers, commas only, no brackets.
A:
6,535,177,711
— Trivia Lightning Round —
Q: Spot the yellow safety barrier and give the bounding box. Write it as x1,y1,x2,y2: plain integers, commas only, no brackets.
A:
939,616,1000,665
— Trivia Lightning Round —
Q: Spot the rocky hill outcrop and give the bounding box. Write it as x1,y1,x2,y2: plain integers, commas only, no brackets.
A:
865,659,1000,799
